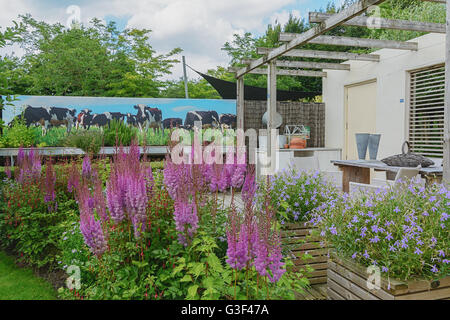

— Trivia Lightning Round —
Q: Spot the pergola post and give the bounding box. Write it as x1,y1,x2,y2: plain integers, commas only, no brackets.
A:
267,60,277,174
236,77,244,130
444,0,450,185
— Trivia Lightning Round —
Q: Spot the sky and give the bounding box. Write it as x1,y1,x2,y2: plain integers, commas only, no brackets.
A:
0,0,340,81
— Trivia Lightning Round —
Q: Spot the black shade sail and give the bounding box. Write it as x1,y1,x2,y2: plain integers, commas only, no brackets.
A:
194,70,321,101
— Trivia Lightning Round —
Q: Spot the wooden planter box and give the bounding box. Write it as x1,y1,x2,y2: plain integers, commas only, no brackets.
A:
328,251,450,300
282,223,328,285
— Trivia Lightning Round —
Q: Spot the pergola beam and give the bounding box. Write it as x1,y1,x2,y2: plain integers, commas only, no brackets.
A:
280,33,419,50
229,67,327,77
256,47,380,62
241,59,350,70
235,0,386,77
309,12,446,33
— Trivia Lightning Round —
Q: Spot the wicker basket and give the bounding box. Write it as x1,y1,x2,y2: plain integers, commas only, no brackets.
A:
381,141,434,168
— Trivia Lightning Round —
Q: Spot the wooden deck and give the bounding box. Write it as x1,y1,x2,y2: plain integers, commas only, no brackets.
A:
295,284,328,300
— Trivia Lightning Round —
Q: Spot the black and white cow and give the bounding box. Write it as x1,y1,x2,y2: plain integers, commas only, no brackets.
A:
219,113,237,130
133,104,163,132
162,117,183,129
184,111,219,129
77,109,110,130
108,112,126,123
126,113,138,127
10,105,76,135
46,107,76,133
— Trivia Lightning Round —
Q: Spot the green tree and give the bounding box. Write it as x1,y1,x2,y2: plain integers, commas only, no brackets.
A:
9,15,181,97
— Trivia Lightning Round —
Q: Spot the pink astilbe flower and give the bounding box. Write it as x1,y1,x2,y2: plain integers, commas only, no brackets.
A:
43,159,56,204
125,174,148,238
67,161,80,193
266,237,286,283
173,199,198,246
241,170,256,206
106,177,125,223
5,158,11,179
17,146,25,165
93,177,108,222
231,165,246,189
81,156,92,179
80,213,107,256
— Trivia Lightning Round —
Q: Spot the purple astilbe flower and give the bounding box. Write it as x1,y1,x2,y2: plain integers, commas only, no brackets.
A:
125,174,148,238
231,164,246,189
67,161,80,193
93,177,108,222
266,238,286,283
173,200,199,246
44,159,56,204
5,158,11,179
79,213,107,256
17,146,25,165
217,165,229,192
241,170,256,206
81,156,92,179
106,177,126,223
254,239,270,277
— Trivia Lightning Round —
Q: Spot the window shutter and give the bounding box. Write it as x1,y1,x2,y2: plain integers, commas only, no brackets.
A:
409,65,445,158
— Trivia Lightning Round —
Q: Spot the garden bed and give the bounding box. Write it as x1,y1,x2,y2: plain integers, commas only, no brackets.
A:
282,223,328,285
327,251,450,300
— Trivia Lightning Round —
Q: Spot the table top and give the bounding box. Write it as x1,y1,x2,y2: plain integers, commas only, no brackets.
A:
331,159,443,175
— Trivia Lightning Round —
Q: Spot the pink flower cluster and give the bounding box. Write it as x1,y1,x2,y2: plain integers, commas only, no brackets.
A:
16,147,42,184
226,173,286,283
105,144,151,238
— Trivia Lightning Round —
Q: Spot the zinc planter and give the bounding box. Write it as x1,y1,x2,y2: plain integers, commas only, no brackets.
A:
355,133,370,160
368,134,381,160
327,251,450,300
282,223,328,285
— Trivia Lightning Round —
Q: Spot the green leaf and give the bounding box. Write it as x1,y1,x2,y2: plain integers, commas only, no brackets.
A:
180,274,192,282
187,285,199,300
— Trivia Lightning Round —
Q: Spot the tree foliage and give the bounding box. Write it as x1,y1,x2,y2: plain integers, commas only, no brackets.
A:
7,15,181,97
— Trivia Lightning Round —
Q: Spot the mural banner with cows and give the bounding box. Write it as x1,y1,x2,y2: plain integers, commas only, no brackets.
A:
2,95,237,132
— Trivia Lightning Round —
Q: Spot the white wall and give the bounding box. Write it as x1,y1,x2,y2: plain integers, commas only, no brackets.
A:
323,33,445,160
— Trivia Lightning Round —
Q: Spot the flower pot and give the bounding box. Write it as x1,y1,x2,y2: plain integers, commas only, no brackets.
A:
290,137,306,149
368,134,381,160
327,251,450,300
355,133,370,160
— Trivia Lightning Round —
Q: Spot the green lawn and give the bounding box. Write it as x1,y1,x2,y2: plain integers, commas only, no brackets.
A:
0,252,57,300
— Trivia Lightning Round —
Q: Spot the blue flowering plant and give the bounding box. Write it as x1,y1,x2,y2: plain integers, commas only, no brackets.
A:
258,168,339,224
310,179,450,281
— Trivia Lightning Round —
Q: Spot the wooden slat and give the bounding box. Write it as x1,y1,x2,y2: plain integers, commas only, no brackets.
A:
257,47,380,62
241,59,350,70
235,0,386,77
309,12,445,33
228,67,327,77
327,287,345,300
328,269,380,300
279,34,418,50
328,278,362,300
328,260,394,300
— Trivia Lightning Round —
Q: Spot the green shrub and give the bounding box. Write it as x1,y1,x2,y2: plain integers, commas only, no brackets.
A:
34,127,68,147
0,118,35,147
103,119,138,147
63,129,103,154
138,128,170,146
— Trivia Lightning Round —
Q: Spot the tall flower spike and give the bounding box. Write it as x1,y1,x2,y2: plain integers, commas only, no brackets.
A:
80,213,107,256
82,155,92,179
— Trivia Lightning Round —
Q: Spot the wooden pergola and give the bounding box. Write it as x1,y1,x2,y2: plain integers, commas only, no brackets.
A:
228,0,449,184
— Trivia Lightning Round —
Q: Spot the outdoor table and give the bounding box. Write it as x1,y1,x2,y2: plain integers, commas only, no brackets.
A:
331,159,443,193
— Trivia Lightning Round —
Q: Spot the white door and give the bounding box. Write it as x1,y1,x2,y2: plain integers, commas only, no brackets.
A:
345,81,377,160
